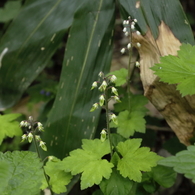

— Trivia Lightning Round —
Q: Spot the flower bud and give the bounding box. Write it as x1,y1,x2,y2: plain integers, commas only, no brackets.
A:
91,81,98,90
111,87,118,96
90,103,99,112
110,75,117,83
37,122,44,131
99,95,105,106
135,61,140,68
100,129,107,142
109,113,118,125
136,42,141,47
98,71,104,78
21,134,27,142
39,141,47,151
98,80,107,92
35,135,41,141
27,132,33,143
120,48,125,54
113,96,121,103
127,43,131,50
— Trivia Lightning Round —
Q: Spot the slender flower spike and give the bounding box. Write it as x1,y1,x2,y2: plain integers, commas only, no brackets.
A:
127,43,131,50
90,103,99,112
37,122,44,131
136,42,141,48
39,141,47,151
120,48,125,54
110,75,117,83
27,132,33,143
109,113,118,125
91,81,98,90
99,95,105,106
100,129,107,142
98,80,107,92
111,87,118,96
21,134,27,142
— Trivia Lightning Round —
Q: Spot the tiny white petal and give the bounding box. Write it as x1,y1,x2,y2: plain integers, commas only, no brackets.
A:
136,31,141,35
136,42,141,47
120,48,125,54
124,31,129,36
127,43,131,49
134,19,137,23
131,24,135,30
123,27,127,32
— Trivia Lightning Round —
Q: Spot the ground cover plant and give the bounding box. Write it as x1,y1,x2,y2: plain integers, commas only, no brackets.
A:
0,0,195,194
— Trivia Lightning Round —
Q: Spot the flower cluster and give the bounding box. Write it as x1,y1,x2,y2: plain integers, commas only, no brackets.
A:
120,16,141,68
20,116,47,151
90,72,119,141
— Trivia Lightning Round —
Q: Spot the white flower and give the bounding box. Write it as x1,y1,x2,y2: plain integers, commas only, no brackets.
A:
90,103,99,112
98,71,104,78
111,87,118,96
110,75,117,83
134,19,137,23
99,95,105,106
39,141,47,151
136,61,140,67
120,48,125,54
131,24,135,30
123,27,127,32
136,31,141,35
91,81,98,90
27,133,33,143
127,43,131,49
37,122,44,131
124,31,129,36
136,42,141,47
98,80,107,92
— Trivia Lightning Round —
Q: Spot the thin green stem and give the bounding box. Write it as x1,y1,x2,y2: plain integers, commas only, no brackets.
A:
32,130,53,195
104,89,113,157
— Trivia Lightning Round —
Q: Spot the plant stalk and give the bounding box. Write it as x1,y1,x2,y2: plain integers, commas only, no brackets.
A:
104,89,113,157
32,130,53,195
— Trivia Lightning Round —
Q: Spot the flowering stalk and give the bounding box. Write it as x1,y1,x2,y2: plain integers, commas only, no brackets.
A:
104,88,113,157
20,117,53,195
122,17,140,112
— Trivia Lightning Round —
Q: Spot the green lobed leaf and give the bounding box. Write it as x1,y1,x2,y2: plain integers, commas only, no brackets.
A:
151,44,195,96
117,139,162,182
42,158,72,194
100,168,134,195
117,110,146,138
151,165,177,188
62,139,114,190
0,161,10,193
0,151,44,195
113,94,148,138
107,68,128,86
0,113,22,145
158,145,195,183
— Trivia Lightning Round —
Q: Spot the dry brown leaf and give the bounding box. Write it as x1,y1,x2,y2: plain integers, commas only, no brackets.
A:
132,21,195,145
